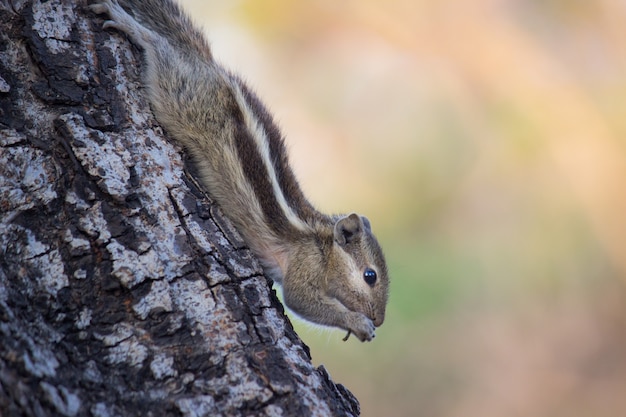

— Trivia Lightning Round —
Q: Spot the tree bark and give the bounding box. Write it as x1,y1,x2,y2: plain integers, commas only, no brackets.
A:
0,0,360,415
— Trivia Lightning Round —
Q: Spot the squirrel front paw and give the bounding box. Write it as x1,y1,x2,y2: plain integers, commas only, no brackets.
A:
344,312,376,342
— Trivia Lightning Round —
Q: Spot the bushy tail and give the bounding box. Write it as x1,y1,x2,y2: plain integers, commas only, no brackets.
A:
116,0,212,60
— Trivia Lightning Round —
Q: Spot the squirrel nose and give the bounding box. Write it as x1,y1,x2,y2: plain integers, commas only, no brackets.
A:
373,316,384,327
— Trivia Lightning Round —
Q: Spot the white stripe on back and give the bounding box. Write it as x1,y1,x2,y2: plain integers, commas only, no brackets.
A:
229,79,310,233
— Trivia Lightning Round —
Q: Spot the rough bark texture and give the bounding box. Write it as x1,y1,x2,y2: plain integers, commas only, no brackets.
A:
0,0,360,416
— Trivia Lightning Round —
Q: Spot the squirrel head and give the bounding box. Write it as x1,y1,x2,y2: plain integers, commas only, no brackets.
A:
327,213,389,327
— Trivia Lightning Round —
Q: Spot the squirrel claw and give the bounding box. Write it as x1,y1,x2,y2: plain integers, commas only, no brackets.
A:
343,313,376,342
88,0,114,15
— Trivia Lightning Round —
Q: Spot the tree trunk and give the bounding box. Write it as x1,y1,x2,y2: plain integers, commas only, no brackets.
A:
0,0,360,415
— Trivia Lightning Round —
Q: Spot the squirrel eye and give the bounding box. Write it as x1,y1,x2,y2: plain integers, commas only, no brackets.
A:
363,268,377,286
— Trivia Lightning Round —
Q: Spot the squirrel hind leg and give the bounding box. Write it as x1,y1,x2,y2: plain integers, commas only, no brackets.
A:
90,0,156,49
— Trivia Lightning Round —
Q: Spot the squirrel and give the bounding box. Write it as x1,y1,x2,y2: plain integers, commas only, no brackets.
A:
90,0,389,342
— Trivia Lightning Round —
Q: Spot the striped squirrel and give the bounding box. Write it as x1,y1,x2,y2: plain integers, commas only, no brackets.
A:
90,0,389,342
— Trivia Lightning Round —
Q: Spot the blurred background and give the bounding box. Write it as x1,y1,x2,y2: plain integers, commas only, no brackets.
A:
186,1,626,415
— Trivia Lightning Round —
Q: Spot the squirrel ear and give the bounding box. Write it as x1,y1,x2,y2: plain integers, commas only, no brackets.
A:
361,216,372,232
334,213,363,246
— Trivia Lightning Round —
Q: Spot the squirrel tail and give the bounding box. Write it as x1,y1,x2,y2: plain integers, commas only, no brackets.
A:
116,0,213,60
